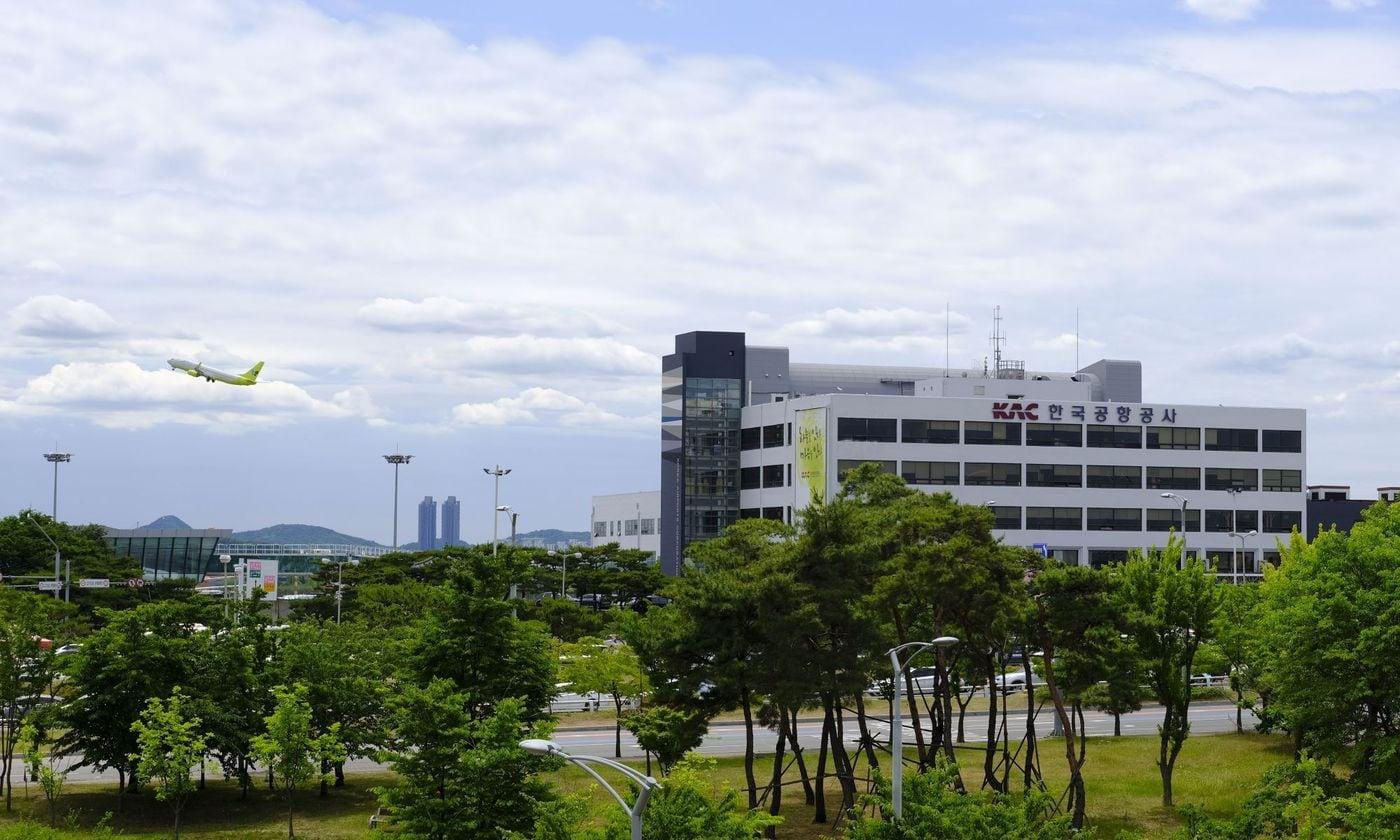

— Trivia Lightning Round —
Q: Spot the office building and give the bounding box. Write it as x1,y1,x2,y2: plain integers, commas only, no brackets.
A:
417,496,437,550
1306,485,1399,539
590,491,661,560
661,330,1306,577
106,526,233,579
441,496,461,547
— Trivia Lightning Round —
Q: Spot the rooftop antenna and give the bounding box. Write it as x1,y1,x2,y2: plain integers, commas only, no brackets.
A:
990,305,1005,376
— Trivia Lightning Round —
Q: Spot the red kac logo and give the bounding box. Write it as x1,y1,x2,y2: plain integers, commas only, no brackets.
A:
992,402,1039,420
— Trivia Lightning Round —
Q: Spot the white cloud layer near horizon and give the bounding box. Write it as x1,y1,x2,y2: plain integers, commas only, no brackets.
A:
1,1,1399,493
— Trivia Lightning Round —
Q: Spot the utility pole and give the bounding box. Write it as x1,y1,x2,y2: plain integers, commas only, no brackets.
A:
43,452,72,521
383,454,413,549
482,466,511,557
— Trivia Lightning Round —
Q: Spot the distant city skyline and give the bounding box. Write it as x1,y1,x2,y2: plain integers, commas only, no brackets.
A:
3,1,1400,538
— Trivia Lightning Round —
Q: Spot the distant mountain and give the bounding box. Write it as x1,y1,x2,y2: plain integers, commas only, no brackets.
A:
140,515,192,530
229,524,382,547
518,528,589,543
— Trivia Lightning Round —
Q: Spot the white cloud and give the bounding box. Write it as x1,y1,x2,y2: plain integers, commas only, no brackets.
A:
356,297,622,337
1180,0,1266,21
0,362,380,431
778,307,971,339
8,295,118,339
450,386,648,432
417,336,656,376
1327,0,1378,10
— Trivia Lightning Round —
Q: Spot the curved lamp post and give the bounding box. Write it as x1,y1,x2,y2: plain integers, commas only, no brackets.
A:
1227,529,1257,585
520,739,658,840
887,635,959,819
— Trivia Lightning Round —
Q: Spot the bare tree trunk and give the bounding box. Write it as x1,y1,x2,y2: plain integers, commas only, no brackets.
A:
983,654,1003,792
319,758,329,798
787,707,815,805
765,710,787,839
853,692,879,771
833,698,858,810
892,613,929,764
334,761,345,787
1023,656,1038,792
814,703,831,824
740,684,758,810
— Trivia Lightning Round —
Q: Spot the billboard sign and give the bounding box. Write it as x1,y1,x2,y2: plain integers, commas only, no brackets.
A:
243,559,279,600
795,406,828,508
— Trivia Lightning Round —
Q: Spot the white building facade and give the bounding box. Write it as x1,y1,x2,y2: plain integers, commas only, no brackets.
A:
590,490,661,560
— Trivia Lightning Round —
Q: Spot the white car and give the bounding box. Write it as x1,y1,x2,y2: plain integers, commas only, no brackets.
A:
994,670,1040,693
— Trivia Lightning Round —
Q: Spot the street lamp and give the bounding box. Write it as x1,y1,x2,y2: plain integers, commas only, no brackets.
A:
519,739,658,840
887,635,959,819
383,454,414,549
24,512,62,600
219,554,232,619
1227,530,1257,585
42,452,72,521
320,557,359,624
483,466,511,557
1160,492,1190,569
548,550,583,598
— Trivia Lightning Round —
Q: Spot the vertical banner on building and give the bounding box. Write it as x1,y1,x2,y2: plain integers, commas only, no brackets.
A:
795,406,828,509
244,559,279,601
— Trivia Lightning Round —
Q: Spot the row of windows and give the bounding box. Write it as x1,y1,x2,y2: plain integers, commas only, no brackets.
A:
592,518,658,538
740,464,788,489
1085,549,1283,570
740,423,787,450
828,418,1302,452
834,460,1302,492
986,506,1301,534
738,507,792,523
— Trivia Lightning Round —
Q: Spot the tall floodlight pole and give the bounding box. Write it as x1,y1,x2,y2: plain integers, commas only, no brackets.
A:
43,452,72,521
520,740,658,840
887,636,959,819
25,513,62,600
483,466,511,557
383,454,414,549
1161,492,1191,569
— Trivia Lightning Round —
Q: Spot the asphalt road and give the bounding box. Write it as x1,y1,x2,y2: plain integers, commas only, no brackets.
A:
15,701,1254,784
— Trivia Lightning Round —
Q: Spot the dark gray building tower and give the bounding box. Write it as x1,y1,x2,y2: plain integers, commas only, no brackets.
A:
660,331,746,575
441,495,461,547
417,496,437,550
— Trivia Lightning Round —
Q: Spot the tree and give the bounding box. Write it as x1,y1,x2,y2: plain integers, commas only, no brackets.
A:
131,688,207,839
559,637,647,758
582,756,779,840
378,683,556,839
0,589,69,812
622,707,708,775
527,598,606,642
19,714,64,827
1115,539,1219,807
251,684,346,839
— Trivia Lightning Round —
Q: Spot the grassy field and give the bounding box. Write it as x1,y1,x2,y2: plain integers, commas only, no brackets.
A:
0,732,1292,839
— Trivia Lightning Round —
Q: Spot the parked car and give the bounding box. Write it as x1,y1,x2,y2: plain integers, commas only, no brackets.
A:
867,666,943,697
54,644,82,656
994,670,1041,693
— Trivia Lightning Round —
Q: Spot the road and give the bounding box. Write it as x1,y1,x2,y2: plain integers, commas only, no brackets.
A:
22,701,1253,783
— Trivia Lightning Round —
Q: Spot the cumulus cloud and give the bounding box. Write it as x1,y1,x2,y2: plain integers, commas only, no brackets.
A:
8,295,119,339
417,336,656,376
450,386,648,431
1180,0,1266,21
356,297,623,337
778,307,971,339
0,362,380,431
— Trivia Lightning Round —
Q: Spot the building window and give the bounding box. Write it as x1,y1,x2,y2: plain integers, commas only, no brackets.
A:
763,423,785,448
1262,469,1302,492
965,462,1021,486
1263,551,1282,568
624,519,639,536
1147,466,1200,491
902,461,959,485
1204,509,1234,533
1086,465,1142,489
1205,467,1258,492
640,519,656,535
739,508,760,519
1090,549,1130,568
1147,508,1200,532
1026,423,1082,447
593,521,608,538
762,464,785,488
740,467,761,490
1027,463,1083,488
837,460,897,481
990,506,1021,530
1025,507,1082,530
740,427,761,451
1208,549,1255,575
1050,548,1080,565
1088,507,1142,531
902,419,959,444
1147,427,1200,450
837,417,897,442
1262,429,1302,453
1087,424,1142,449
1263,510,1302,533
1205,428,1258,452
964,421,1021,445
762,507,784,521
1235,510,1259,531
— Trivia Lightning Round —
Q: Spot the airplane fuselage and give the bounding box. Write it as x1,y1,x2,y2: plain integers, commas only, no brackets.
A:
167,358,260,386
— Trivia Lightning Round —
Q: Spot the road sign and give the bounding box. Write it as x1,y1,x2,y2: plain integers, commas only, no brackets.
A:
37,581,62,592
1033,543,1051,558
126,578,145,588
79,578,110,589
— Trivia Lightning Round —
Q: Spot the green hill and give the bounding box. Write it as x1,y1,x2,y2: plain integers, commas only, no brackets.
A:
518,528,589,543
229,523,381,546
140,515,193,530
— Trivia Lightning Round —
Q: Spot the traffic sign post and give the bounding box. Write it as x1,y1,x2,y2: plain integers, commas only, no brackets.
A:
37,581,62,592
78,578,111,589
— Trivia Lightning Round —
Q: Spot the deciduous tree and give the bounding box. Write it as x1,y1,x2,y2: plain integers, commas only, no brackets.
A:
131,688,207,839
251,684,345,839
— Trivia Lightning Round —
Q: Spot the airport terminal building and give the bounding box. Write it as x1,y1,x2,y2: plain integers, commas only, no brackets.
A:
660,331,1305,576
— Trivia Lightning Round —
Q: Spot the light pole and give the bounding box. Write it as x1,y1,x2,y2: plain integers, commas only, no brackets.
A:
549,550,582,598
520,739,658,840
497,504,518,601
1227,530,1257,585
383,454,413,548
887,636,959,819
1161,492,1190,568
321,557,359,624
42,452,72,521
24,512,61,600
220,554,232,620
483,466,511,556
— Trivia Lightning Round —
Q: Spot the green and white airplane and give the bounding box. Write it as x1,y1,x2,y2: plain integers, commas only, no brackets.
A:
167,358,264,386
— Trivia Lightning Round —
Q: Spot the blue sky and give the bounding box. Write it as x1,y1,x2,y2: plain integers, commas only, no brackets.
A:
2,0,1399,542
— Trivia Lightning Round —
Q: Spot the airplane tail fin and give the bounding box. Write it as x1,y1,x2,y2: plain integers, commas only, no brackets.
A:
243,361,264,382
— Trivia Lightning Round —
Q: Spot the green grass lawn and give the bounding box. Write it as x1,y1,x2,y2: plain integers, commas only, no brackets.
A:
0,732,1292,839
